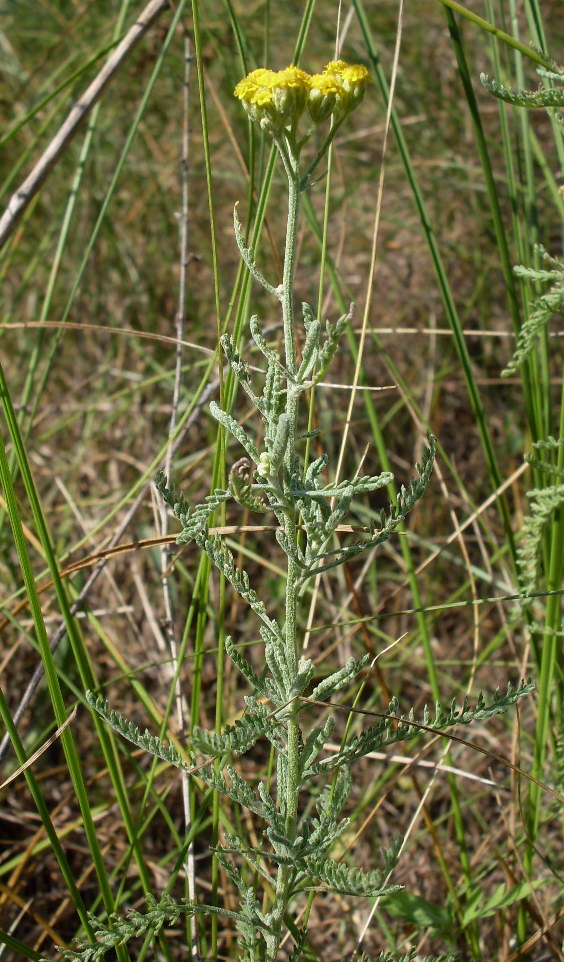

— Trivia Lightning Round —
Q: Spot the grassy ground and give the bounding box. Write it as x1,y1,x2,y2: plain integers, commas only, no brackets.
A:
0,1,563,960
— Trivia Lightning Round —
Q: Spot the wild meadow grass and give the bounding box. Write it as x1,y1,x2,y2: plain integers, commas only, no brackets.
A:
0,1,563,960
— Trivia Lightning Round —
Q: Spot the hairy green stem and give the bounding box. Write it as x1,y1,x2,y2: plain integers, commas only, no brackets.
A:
266,137,302,962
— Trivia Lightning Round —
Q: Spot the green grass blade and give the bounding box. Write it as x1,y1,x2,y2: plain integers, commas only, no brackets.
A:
354,0,518,561
437,0,552,67
0,362,126,952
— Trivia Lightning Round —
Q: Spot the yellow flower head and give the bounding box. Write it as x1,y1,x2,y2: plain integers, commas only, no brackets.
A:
308,72,341,124
234,66,311,131
313,60,370,121
234,69,276,106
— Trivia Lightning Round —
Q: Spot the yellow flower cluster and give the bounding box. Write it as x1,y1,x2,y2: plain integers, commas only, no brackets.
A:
309,61,370,123
234,66,310,107
234,60,370,132
234,66,311,131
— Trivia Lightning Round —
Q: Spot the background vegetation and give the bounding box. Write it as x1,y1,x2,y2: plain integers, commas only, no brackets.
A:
0,1,563,959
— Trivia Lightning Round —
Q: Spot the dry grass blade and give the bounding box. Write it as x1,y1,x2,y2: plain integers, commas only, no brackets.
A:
0,707,77,793
0,320,215,355
0,0,170,249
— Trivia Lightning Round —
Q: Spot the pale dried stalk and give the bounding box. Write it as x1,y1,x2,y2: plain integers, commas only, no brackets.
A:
0,0,169,250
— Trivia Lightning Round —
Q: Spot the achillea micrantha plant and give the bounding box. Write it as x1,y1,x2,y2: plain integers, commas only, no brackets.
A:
59,61,533,962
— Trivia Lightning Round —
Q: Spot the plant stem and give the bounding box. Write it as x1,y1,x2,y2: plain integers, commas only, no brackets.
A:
266,136,302,962
300,117,344,189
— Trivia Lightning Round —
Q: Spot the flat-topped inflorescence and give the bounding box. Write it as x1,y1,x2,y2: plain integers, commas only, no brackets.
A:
234,60,370,138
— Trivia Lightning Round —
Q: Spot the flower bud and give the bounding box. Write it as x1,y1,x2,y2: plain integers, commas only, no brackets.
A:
256,452,272,477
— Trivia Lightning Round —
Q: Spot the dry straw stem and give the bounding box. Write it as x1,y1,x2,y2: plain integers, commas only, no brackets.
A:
0,460,529,650
0,0,169,250
0,320,215,355
0,525,376,636
0,706,77,792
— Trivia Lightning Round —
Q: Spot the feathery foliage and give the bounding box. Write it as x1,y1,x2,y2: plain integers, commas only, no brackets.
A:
155,471,231,544
48,894,191,961
480,67,564,109
86,692,194,772
71,53,534,962
501,247,564,377
47,892,271,962
359,954,459,962
307,682,534,775
517,484,564,605
297,837,402,897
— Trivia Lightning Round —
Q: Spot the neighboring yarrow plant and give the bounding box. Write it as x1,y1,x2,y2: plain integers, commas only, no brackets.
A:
56,62,533,962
